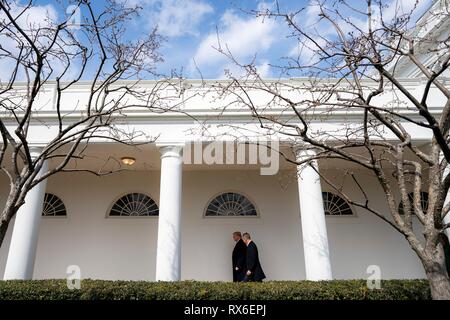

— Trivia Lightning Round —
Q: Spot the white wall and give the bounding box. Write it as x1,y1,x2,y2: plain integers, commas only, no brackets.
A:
322,169,425,279
0,168,425,281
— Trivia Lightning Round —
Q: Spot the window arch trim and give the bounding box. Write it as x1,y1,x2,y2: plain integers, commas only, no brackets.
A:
398,191,429,216
107,192,159,218
42,193,67,218
203,190,259,218
321,191,355,217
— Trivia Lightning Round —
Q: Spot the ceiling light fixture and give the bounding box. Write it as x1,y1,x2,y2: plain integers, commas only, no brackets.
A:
121,157,136,166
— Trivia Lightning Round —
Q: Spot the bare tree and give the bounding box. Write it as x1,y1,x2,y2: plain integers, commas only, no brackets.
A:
208,0,450,299
0,1,183,247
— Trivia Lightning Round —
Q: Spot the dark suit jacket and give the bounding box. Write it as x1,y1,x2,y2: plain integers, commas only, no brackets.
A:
245,241,266,281
232,239,247,282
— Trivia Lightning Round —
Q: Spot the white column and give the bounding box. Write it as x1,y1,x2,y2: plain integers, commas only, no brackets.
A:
155,145,183,281
296,147,332,280
4,148,48,280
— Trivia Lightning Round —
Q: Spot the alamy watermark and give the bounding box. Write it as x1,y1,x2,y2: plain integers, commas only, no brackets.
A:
182,139,280,175
66,5,82,30
66,265,81,290
366,265,382,290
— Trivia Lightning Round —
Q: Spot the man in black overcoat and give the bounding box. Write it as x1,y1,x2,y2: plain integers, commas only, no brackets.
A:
232,231,247,282
242,232,266,282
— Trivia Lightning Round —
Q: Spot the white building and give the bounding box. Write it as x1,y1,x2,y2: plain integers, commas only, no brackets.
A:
0,1,449,282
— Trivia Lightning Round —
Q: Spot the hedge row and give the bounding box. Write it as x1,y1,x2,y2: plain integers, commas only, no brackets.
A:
0,279,431,300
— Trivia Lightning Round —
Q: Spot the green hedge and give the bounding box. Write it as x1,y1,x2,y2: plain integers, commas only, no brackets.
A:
0,279,431,300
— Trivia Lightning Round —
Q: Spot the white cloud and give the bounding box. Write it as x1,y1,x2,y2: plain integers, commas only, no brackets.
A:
304,1,322,29
156,0,213,37
380,0,431,22
0,2,59,82
4,2,58,29
286,0,432,64
255,60,271,78
191,7,278,77
288,37,327,65
122,0,213,37
301,0,430,37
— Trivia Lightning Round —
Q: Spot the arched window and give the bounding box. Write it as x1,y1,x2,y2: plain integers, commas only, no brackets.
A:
398,192,429,215
205,192,258,217
42,193,67,217
322,192,353,216
109,193,158,217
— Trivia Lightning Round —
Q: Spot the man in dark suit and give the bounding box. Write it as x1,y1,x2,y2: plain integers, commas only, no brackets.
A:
232,231,247,282
242,232,266,282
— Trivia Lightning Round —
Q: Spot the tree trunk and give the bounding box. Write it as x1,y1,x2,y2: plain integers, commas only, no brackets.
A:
0,214,11,249
426,268,450,300
0,203,16,249
423,248,450,300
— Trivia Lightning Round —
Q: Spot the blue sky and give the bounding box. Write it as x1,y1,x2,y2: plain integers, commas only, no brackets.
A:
6,0,433,80
108,0,308,79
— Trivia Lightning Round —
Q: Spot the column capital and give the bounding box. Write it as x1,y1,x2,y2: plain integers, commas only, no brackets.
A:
156,142,184,159
28,145,45,160
293,143,321,161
